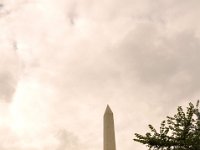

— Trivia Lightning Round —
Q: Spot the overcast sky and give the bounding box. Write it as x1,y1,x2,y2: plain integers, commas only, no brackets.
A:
0,0,200,150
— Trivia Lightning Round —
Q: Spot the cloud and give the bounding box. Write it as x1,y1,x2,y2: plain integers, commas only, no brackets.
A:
0,71,17,101
0,0,200,150
55,129,81,150
115,23,200,100
0,42,21,102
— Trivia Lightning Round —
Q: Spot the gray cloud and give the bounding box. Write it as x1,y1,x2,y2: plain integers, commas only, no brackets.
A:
0,44,21,102
0,0,200,150
0,71,17,101
56,129,80,150
115,24,200,100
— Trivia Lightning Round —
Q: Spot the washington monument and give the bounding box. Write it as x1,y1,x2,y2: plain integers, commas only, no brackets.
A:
104,105,116,150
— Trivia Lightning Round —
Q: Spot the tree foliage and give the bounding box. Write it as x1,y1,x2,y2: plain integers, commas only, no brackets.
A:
134,101,200,150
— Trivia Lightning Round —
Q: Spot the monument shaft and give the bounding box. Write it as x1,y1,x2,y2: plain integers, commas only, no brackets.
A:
104,105,116,150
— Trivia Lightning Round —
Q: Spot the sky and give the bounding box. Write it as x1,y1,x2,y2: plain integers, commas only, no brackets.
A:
0,0,200,150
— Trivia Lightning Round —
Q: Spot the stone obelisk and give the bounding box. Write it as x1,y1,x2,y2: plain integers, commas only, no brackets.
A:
104,105,116,150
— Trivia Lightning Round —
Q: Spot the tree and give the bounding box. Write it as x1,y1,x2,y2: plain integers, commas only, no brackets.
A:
134,101,200,150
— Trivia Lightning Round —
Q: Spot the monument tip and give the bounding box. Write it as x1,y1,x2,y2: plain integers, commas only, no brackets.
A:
104,104,113,114
103,104,116,150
